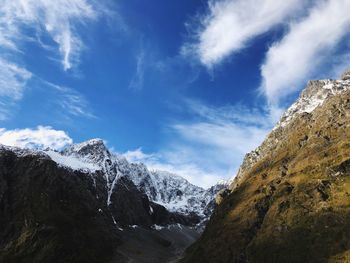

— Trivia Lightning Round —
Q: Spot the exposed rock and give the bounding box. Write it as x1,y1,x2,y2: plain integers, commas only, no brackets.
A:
0,146,203,263
60,140,226,221
181,76,350,262
341,68,350,80
0,149,119,263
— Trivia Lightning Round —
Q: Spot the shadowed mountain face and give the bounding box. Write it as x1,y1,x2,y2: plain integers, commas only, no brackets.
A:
182,78,350,263
0,147,199,263
0,142,223,262
0,149,120,263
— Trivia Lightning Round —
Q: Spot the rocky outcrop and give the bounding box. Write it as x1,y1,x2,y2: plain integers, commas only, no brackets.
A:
181,76,350,263
341,68,350,80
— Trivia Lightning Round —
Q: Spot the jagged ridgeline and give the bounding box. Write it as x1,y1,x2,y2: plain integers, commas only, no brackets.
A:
181,71,350,263
0,139,226,263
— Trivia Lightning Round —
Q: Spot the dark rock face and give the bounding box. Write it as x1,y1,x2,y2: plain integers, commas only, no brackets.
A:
0,148,201,263
0,149,119,263
108,177,201,228
109,176,154,227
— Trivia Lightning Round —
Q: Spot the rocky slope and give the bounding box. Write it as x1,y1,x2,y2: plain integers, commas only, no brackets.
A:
181,72,350,263
0,147,119,263
59,139,225,222
0,140,225,262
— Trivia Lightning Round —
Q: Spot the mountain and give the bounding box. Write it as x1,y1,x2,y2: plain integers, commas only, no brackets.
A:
181,71,350,263
59,138,226,221
0,140,226,263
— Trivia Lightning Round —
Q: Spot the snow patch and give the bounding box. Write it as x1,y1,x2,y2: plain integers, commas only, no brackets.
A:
152,225,164,231
45,150,100,172
277,79,350,129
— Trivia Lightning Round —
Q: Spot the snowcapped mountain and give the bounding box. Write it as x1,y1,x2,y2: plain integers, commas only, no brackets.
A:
277,78,350,129
181,72,350,263
62,139,227,217
0,143,207,262
230,74,350,191
10,138,226,221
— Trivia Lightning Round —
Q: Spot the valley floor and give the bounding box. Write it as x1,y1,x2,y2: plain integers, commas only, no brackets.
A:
115,225,200,263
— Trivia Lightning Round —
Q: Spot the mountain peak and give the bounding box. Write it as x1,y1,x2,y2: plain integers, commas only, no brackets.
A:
73,138,106,149
277,78,350,129
182,74,350,263
229,76,350,191
341,68,350,80
62,138,110,164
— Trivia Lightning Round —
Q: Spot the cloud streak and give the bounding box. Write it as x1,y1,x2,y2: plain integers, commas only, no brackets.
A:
183,0,305,67
129,48,146,91
123,100,272,188
0,59,32,120
41,80,95,119
261,0,350,106
0,0,99,70
0,0,104,120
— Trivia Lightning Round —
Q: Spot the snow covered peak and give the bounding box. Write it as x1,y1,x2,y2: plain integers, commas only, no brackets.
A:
277,78,350,128
1,138,224,220
341,68,350,80
60,139,224,217
146,170,209,214
65,138,107,153
230,76,350,192
62,138,110,164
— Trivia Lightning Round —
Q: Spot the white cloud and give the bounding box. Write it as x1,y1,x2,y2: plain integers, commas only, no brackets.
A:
261,0,350,106
183,0,305,67
0,0,104,119
41,80,95,119
170,100,271,166
0,59,32,120
0,126,73,150
0,0,99,70
123,100,272,188
129,49,145,90
123,148,157,164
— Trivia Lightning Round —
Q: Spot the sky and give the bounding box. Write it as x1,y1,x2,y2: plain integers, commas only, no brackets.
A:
0,0,350,188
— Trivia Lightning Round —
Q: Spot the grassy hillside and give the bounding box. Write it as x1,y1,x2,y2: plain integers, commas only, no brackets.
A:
182,89,350,263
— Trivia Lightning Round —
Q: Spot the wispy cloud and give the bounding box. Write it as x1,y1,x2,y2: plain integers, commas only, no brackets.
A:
0,0,100,70
0,59,32,120
0,0,105,120
41,80,95,119
0,126,72,150
123,148,157,163
123,147,223,189
261,0,350,107
184,0,350,122
123,100,272,188
170,100,271,167
129,48,146,91
182,0,306,67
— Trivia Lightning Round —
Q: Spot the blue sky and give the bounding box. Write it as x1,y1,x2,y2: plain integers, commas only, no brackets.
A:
0,0,350,187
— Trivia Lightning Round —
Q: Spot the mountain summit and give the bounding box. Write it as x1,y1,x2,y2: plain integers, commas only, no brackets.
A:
0,140,226,262
182,74,350,263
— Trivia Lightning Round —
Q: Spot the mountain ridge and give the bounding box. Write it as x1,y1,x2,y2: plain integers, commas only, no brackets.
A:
0,139,226,227
228,77,350,192
0,142,221,262
181,72,350,263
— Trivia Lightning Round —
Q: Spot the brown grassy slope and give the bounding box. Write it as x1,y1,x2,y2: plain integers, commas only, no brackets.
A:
181,90,350,263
